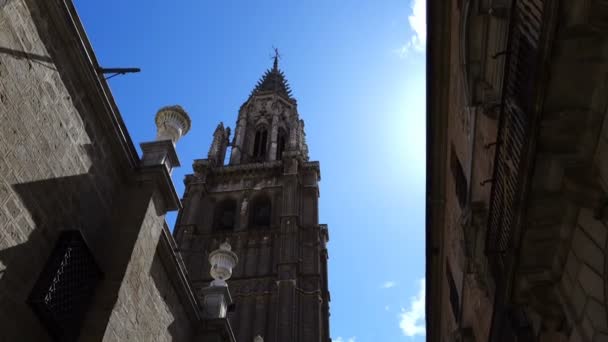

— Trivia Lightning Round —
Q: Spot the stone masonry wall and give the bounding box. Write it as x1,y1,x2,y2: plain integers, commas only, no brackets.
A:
560,208,608,342
0,1,196,341
0,1,125,340
441,1,499,341
559,114,608,342
102,200,194,342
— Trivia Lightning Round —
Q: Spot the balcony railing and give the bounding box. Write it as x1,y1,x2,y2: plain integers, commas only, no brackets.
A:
485,0,547,341
485,0,544,282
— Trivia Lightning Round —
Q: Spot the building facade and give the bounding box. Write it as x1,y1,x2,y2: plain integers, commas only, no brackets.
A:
427,0,608,341
0,1,329,341
173,57,331,342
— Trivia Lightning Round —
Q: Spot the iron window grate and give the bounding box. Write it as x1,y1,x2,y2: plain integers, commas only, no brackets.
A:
28,230,102,342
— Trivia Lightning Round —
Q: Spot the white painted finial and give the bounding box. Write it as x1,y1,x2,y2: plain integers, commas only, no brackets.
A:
155,105,191,144
208,242,238,287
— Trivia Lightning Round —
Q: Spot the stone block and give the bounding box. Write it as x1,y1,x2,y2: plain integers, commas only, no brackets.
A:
561,272,574,298
572,227,605,274
570,282,588,320
586,299,608,330
581,316,595,342
565,250,581,280
578,263,604,301
578,208,607,248
569,328,583,342
594,332,608,342
596,137,608,186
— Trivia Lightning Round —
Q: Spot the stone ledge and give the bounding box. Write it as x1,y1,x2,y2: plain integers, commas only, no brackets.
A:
157,223,201,323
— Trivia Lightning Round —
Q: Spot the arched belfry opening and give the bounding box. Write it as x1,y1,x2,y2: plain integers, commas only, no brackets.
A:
276,129,287,160
248,195,272,229
214,198,237,231
253,128,268,161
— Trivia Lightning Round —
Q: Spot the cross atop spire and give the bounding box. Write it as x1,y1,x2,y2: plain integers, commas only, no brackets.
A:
248,50,294,102
272,47,280,70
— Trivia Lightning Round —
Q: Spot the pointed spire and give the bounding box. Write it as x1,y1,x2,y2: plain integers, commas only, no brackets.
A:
249,49,294,102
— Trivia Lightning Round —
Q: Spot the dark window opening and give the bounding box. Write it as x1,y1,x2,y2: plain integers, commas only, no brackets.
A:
214,199,237,231
28,230,103,342
451,145,468,209
447,262,460,322
253,129,268,160
249,196,271,228
276,130,286,160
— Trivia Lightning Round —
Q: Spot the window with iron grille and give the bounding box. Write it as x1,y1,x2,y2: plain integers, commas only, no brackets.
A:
451,145,468,209
28,230,103,342
446,262,460,322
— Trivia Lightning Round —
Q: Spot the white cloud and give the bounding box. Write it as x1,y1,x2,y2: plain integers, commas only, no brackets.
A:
398,0,427,57
381,281,397,289
334,337,356,342
399,278,426,337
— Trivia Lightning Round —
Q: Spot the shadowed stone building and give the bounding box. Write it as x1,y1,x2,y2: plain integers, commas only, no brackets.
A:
0,0,330,341
427,0,608,341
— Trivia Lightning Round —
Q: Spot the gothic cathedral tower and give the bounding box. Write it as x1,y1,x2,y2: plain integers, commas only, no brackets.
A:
173,56,331,342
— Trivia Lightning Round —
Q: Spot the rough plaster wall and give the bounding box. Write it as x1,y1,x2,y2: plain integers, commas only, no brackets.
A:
0,1,123,340
103,200,193,342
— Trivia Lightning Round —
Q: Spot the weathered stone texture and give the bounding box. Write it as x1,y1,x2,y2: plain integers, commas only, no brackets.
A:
0,1,201,341
0,1,124,340
429,0,608,340
175,65,329,341
103,201,193,342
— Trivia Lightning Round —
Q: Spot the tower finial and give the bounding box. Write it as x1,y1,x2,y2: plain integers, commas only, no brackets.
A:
273,47,280,70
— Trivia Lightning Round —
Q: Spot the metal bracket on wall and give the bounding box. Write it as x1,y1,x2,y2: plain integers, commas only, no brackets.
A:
97,67,141,80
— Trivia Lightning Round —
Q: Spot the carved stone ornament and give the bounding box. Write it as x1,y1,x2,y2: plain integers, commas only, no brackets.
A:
155,105,191,143
209,242,239,287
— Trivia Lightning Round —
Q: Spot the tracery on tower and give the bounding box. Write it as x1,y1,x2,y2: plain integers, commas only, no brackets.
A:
227,55,309,165
175,54,329,342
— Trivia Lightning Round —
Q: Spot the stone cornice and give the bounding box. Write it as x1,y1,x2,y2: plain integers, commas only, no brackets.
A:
177,224,327,243
189,159,322,181
242,92,297,110
157,223,201,323
302,161,321,181
213,160,283,174
136,164,181,212
185,226,283,242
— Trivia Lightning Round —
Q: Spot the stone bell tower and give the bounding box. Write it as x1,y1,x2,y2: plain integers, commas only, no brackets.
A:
173,55,330,342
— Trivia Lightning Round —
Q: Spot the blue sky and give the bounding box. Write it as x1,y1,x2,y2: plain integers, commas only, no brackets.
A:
74,0,426,340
